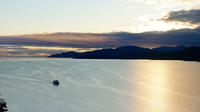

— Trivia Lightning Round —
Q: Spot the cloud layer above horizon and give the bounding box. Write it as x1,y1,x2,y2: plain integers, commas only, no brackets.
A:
1,26,200,57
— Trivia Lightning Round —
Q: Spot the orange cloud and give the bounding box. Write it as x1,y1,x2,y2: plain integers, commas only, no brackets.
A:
1,53,50,57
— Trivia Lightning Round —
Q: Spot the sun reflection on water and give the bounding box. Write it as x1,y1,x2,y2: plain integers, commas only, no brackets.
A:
131,60,200,112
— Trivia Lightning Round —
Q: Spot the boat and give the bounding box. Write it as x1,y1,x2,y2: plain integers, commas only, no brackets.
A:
53,80,59,85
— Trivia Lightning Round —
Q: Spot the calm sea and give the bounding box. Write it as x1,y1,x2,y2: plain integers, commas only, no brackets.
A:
0,58,200,112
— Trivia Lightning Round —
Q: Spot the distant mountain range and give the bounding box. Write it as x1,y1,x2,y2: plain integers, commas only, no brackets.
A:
48,45,200,62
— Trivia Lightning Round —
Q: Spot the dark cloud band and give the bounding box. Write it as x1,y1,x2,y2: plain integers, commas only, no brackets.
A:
1,27,200,48
159,9,200,24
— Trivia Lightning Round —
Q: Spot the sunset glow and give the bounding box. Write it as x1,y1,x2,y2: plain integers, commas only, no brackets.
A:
0,0,200,57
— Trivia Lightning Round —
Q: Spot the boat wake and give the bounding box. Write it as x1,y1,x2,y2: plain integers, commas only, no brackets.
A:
0,73,51,84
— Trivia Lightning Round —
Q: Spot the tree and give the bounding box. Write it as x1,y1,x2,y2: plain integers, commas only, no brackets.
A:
0,95,8,112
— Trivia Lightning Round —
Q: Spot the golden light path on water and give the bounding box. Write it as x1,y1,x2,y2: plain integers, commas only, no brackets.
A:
129,60,200,112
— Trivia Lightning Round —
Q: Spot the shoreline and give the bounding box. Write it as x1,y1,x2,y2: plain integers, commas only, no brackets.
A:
1,57,199,62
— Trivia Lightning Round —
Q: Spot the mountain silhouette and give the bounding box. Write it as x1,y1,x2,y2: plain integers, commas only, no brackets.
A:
151,46,200,61
151,45,186,52
48,46,150,58
48,45,200,62
49,51,81,58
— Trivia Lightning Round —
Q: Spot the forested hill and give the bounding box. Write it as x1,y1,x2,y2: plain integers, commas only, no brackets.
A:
48,45,200,62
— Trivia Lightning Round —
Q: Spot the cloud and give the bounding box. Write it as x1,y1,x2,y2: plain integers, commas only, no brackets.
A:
1,27,200,48
132,12,198,33
160,9,200,25
121,0,144,3
1,53,50,57
0,45,53,57
100,27,200,47
145,0,159,5
190,5,200,9
159,0,197,7
0,44,99,57
122,0,199,7
0,33,113,48
1,26,200,57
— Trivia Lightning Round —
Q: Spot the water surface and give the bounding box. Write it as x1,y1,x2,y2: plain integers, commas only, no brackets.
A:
0,58,200,112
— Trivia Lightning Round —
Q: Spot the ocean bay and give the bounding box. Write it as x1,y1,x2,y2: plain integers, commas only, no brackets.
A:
0,58,200,112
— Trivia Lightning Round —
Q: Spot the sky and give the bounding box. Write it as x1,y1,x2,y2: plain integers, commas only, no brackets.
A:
0,0,200,57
